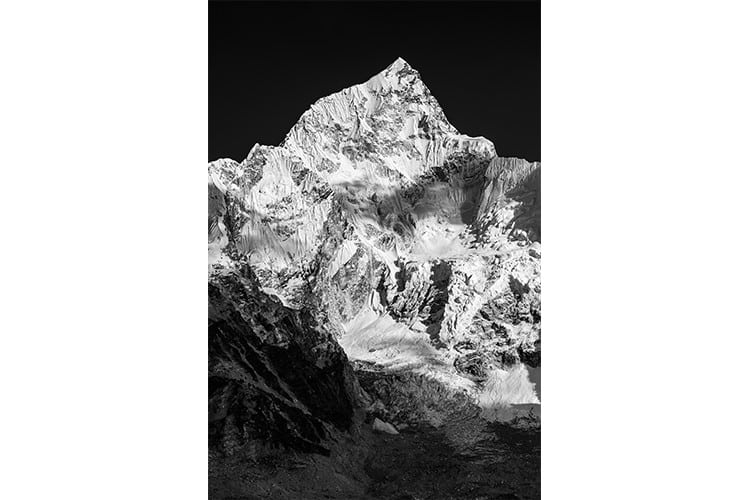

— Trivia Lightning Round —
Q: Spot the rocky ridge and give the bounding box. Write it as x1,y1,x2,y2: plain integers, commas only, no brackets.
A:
209,265,362,456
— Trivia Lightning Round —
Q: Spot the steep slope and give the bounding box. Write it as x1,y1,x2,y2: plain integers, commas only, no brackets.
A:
208,265,361,456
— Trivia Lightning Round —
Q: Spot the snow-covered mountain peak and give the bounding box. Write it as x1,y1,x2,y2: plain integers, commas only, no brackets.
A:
209,60,540,427
364,56,421,92
388,56,412,72
271,58,495,186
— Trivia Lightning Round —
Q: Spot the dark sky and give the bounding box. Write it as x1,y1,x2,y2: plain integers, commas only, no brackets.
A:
209,1,540,162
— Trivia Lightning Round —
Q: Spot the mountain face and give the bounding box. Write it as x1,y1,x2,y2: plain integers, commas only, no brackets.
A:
208,57,540,458
208,266,361,456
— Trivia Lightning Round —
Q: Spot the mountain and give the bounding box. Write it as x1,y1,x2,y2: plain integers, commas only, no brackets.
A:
208,57,541,464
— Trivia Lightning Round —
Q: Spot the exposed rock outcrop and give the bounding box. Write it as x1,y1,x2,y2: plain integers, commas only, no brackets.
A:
208,266,361,456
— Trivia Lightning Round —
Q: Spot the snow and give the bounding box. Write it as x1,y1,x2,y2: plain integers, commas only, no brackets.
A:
327,240,358,279
342,304,540,418
478,365,540,407
341,307,441,371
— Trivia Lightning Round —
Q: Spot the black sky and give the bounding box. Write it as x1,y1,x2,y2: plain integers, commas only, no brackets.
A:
209,1,540,162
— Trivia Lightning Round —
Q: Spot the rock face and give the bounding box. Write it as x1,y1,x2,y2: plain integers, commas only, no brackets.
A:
208,266,361,455
208,57,541,453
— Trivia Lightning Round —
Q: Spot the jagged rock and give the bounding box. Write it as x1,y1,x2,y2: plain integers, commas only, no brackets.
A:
208,267,361,456
367,399,387,414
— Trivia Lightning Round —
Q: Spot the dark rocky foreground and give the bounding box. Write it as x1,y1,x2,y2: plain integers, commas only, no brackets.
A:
364,421,540,500
209,406,539,500
209,364,540,500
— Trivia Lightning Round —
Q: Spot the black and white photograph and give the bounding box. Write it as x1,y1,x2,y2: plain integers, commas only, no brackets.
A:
4,1,750,499
208,1,540,498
